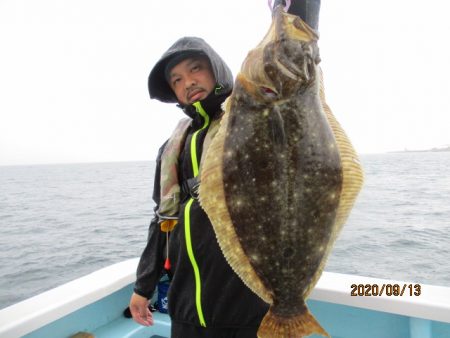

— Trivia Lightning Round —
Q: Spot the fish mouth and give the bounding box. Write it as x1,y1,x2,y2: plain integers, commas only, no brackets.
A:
187,88,207,103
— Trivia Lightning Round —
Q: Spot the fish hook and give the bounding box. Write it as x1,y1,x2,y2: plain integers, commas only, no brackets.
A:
268,0,292,13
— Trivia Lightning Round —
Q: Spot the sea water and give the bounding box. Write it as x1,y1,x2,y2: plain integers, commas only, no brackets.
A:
1,152,450,309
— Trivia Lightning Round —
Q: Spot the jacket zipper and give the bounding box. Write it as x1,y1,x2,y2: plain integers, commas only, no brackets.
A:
184,101,209,327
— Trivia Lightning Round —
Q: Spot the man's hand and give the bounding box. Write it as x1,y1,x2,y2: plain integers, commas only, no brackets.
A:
129,292,154,326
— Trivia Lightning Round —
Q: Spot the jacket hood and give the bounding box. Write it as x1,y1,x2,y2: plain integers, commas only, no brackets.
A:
148,37,233,104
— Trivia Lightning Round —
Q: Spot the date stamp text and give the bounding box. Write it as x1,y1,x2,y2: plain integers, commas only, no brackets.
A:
350,283,422,297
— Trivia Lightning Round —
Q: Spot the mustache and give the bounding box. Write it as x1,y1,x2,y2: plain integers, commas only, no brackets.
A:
186,86,205,99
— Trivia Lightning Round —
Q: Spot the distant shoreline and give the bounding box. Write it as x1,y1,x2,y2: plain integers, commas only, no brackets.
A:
389,146,450,153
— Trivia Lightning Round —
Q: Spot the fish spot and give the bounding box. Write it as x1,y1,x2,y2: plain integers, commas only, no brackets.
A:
225,150,233,158
250,254,260,262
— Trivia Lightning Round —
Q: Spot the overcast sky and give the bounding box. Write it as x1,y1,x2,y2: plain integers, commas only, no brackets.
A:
1,0,450,166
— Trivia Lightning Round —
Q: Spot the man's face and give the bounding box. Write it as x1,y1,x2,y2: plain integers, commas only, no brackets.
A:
168,57,216,105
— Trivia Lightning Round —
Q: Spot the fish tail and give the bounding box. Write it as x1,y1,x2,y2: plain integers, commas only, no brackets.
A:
257,307,329,338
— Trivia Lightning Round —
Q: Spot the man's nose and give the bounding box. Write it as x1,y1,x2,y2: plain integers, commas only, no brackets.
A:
184,74,197,88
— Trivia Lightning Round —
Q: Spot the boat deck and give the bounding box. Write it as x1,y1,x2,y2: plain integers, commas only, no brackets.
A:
93,311,170,338
89,300,450,338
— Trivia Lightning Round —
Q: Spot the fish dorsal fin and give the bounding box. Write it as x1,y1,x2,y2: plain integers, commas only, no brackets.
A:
199,97,273,304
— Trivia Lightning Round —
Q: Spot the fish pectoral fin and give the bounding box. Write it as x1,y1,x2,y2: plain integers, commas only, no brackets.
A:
257,307,330,338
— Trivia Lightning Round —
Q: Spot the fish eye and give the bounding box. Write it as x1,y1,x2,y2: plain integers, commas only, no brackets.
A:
260,86,278,99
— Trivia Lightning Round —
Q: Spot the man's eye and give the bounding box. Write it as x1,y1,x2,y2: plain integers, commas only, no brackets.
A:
172,78,180,86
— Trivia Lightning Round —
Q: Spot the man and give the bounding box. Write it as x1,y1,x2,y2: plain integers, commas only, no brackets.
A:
129,36,269,337
130,2,321,337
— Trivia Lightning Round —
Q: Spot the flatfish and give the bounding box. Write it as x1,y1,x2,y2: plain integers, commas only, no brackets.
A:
199,6,364,338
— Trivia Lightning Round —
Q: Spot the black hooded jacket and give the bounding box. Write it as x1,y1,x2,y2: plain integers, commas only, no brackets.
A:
134,37,269,328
